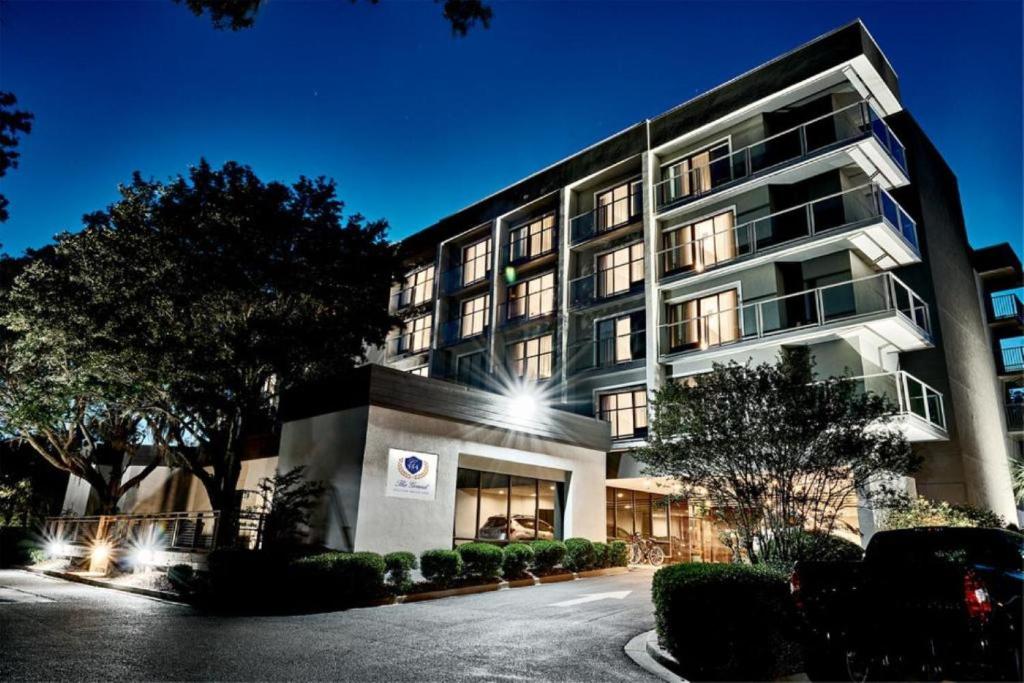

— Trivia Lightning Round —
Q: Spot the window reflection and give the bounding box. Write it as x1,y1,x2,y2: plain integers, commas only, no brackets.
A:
453,467,563,545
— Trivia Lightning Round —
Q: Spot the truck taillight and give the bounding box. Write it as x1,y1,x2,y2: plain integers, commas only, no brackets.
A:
963,571,991,623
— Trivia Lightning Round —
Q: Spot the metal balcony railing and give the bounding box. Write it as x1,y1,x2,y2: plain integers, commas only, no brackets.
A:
565,329,646,375
658,183,917,278
1005,402,1023,432
1002,345,1024,374
654,100,908,212
990,293,1024,324
570,188,644,244
846,371,947,432
659,272,930,357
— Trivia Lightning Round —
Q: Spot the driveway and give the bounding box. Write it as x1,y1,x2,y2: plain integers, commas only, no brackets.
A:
0,568,658,681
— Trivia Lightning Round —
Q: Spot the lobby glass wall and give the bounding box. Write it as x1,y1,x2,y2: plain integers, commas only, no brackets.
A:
454,468,565,545
606,486,734,563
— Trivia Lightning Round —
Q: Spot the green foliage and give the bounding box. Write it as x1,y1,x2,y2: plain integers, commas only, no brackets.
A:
167,564,196,592
563,537,596,572
255,467,324,550
290,551,386,606
591,542,609,569
501,543,534,579
636,348,918,563
608,540,629,567
881,494,1005,530
420,549,462,586
1009,451,1024,507
383,551,418,592
652,563,799,681
0,91,33,222
455,542,503,579
757,530,863,569
529,540,566,573
206,548,289,608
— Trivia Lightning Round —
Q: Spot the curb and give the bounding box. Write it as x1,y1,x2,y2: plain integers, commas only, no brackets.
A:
22,567,188,605
624,630,687,683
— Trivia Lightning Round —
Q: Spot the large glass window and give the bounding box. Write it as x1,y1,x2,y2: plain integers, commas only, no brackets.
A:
596,312,645,366
509,334,553,380
408,314,433,352
666,288,739,352
509,214,555,263
507,272,555,321
595,180,642,231
662,142,730,201
456,351,488,390
598,388,648,439
460,294,490,338
662,210,736,275
462,238,492,286
453,467,563,545
597,243,644,298
409,266,435,306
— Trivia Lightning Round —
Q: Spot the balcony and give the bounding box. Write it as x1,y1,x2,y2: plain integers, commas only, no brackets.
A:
659,272,932,361
565,329,646,376
570,188,644,245
385,330,432,358
658,183,919,282
848,371,948,442
390,282,433,313
569,273,645,310
504,222,557,268
1001,345,1024,375
1006,402,1023,433
437,318,489,348
990,293,1024,326
440,261,491,296
653,101,909,215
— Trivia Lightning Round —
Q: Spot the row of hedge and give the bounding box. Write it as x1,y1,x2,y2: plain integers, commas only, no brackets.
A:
194,537,628,611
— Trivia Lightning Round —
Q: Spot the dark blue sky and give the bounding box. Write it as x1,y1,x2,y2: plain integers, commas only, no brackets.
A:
1,1,1021,256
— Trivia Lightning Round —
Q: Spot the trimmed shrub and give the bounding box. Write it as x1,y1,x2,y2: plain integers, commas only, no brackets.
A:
591,542,609,569
384,551,418,592
207,548,289,608
608,540,629,567
420,548,462,586
564,537,596,572
290,551,386,607
501,543,534,579
757,530,864,569
167,564,195,593
652,563,799,681
529,540,566,574
456,542,503,579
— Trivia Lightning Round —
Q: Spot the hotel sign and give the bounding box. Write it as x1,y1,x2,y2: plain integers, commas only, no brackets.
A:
385,448,438,501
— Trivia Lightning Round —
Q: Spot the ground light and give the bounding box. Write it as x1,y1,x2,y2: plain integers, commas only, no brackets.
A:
46,540,68,558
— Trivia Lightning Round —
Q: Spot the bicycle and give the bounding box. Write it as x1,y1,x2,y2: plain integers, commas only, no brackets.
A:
627,533,665,566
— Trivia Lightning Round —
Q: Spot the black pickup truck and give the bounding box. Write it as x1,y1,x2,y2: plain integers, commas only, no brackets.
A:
791,526,1023,681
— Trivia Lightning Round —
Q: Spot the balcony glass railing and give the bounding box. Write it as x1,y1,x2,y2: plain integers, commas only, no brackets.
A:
440,258,491,295
506,224,557,266
391,281,434,311
437,318,489,347
570,189,644,244
1002,345,1024,374
385,330,432,358
658,183,917,278
659,272,930,357
991,293,1024,323
1005,402,1023,432
569,272,645,309
847,371,946,432
654,100,908,212
565,329,646,375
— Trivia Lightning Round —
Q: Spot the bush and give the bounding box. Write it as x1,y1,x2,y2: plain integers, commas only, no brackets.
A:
757,529,863,568
608,540,629,567
529,540,566,574
501,543,534,579
420,549,462,586
591,542,609,569
206,548,290,609
882,495,1005,530
652,563,799,681
383,551,417,592
456,542,503,579
564,537,596,572
167,564,195,593
289,551,386,607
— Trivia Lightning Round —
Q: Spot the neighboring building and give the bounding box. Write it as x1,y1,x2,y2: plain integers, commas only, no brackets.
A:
57,20,1019,561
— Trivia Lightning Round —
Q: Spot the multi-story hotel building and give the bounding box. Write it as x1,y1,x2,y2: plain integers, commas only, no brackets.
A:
372,19,1018,547
58,21,1020,562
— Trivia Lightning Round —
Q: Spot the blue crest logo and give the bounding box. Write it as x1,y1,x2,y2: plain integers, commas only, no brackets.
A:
403,456,423,475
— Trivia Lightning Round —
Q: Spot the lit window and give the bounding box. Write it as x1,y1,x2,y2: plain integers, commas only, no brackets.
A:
662,142,729,201
596,243,644,297
598,388,648,439
409,266,435,306
408,366,429,377
408,314,433,352
507,272,555,320
595,180,642,231
509,214,555,263
666,289,739,352
462,238,492,286
510,334,553,380
460,294,490,339
597,312,645,365
663,210,736,274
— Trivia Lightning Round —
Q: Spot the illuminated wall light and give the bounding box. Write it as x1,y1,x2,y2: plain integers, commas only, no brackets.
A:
90,540,112,564
46,540,67,558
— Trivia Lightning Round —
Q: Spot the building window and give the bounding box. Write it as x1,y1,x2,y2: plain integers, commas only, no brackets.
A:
462,238,492,286
596,312,645,365
596,242,644,298
507,272,555,321
460,294,490,339
595,180,642,231
453,467,564,545
598,388,648,439
662,210,736,275
456,351,488,390
666,289,739,352
408,365,429,377
409,266,435,306
408,314,433,353
662,141,730,200
509,334,553,380
509,214,555,263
